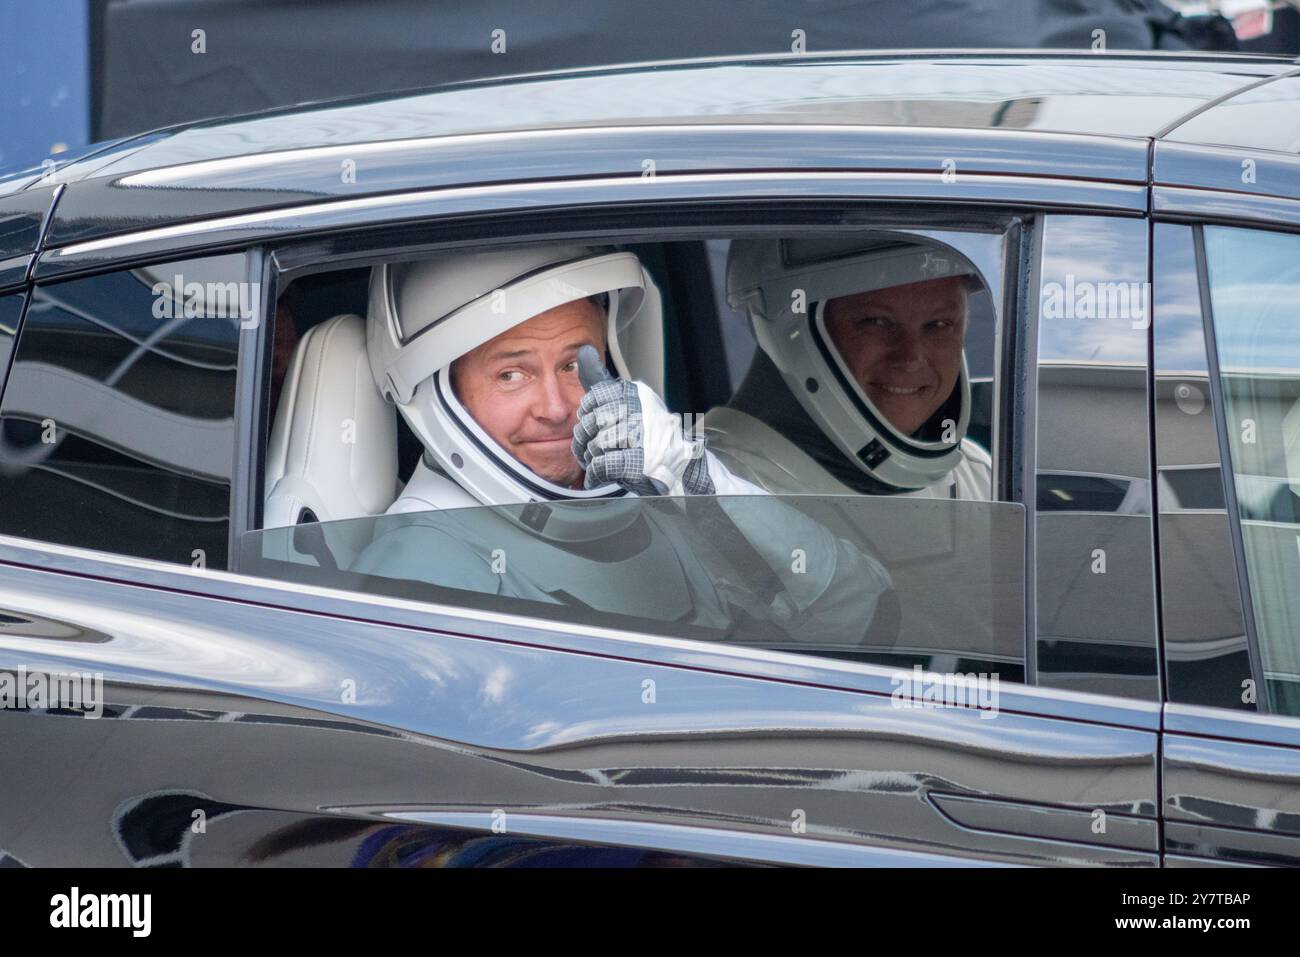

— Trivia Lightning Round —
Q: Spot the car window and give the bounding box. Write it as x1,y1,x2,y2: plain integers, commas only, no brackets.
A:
0,255,248,567
244,494,1026,670
1033,215,1159,701
0,291,23,395
705,238,757,391
1152,223,1252,712
1204,225,1300,715
255,229,1023,674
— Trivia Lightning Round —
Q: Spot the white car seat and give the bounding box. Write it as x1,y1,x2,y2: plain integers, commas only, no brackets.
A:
263,313,399,567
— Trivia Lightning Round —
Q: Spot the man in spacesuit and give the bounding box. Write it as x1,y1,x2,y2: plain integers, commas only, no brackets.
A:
354,243,890,645
704,238,993,500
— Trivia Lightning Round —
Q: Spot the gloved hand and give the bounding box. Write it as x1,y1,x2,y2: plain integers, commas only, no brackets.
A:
570,350,889,641
571,345,714,495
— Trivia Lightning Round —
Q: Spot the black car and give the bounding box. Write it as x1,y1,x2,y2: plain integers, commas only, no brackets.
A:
1,50,1299,867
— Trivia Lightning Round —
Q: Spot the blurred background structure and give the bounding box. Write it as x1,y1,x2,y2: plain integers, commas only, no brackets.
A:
3,0,1298,175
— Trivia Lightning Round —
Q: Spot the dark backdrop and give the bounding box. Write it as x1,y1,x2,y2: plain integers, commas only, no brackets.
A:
91,0,1281,141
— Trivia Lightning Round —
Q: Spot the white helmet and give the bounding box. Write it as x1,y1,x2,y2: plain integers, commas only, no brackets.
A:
368,244,660,507
727,236,977,491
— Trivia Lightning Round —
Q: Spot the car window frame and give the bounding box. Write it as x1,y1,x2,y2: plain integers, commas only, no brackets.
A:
0,174,1174,728
249,205,1025,639
0,250,254,570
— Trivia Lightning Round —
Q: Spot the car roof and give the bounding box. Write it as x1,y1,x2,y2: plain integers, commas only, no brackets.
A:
39,51,1300,184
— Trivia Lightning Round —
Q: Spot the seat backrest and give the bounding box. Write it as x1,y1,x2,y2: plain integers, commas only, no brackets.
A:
264,314,399,532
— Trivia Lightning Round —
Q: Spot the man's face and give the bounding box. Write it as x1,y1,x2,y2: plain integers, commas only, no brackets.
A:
451,298,605,488
823,276,968,436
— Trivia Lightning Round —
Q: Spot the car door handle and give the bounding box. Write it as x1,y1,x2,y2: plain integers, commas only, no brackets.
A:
929,791,1159,853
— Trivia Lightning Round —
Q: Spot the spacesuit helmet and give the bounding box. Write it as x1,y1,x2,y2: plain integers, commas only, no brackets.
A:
726,236,979,491
367,243,662,509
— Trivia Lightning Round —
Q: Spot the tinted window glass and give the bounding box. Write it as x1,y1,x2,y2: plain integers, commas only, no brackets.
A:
704,236,1001,453
1153,223,1251,712
0,291,23,395
1157,467,1225,512
1037,473,1144,514
0,255,248,567
1205,225,1300,714
244,495,1025,672
262,230,1014,677
1034,216,1158,701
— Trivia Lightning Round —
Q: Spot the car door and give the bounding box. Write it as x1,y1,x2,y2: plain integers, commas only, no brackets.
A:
0,169,1162,866
1154,219,1300,866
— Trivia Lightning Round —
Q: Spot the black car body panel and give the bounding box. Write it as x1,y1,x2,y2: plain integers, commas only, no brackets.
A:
0,536,1160,867
0,186,56,291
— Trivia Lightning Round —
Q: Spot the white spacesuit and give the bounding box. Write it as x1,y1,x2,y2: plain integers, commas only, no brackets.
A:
353,243,891,645
704,237,993,500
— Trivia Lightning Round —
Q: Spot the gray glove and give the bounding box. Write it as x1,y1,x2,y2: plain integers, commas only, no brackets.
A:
572,345,714,495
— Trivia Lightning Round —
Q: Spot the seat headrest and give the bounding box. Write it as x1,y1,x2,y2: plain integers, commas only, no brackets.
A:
264,314,398,529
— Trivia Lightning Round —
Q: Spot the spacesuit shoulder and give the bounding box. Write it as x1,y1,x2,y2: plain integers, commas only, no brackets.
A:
703,405,994,500
387,458,480,514
953,438,993,500
701,406,856,495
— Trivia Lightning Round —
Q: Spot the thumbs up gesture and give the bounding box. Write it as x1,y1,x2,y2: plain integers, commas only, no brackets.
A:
571,344,707,496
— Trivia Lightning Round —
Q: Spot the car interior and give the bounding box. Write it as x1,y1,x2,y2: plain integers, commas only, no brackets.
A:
247,233,1014,669
261,235,1000,533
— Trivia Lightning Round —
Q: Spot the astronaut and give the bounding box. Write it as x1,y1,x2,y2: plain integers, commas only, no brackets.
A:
353,243,890,644
704,238,993,500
